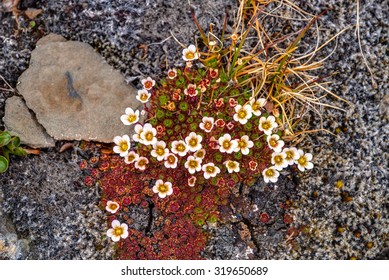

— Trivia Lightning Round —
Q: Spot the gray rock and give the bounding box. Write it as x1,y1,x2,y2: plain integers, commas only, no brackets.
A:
17,33,144,143
3,96,55,148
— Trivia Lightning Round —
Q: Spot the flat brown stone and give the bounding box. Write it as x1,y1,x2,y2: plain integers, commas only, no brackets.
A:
17,33,144,143
3,96,55,148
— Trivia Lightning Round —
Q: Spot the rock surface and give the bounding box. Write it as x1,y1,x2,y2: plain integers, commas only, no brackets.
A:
16,33,144,143
3,96,55,148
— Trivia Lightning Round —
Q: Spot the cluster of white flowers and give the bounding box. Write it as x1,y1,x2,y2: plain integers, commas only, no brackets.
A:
113,60,315,200
262,147,314,183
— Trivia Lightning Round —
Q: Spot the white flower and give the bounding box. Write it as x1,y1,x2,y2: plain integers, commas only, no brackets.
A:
185,132,203,152
150,141,169,161
120,108,139,125
283,147,299,165
136,89,151,103
271,152,288,171
182,44,199,61
199,116,215,133
140,123,157,145
267,134,285,153
134,156,149,171
167,68,177,79
152,180,173,198
132,124,143,143
184,156,202,174
250,98,266,116
224,160,240,173
141,77,155,90
233,104,253,124
296,149,314,171
218,134,238,154
106,220,128,242
184,84,198,97
164,153,178,169
124,151,139,164
202,162,221,179
113,135,131,157
234,135,254,155
258,115,278,135
171,140,189,157
262,167,280,183
194,149,206,160
105,201,120,214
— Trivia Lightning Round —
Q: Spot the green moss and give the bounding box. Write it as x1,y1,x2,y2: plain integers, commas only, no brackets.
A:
163,119,173,128
187,116,194,123
167,129,173,136
255,140,262,149
244,122,253,131
190,110,198,117
176,76,185,87
166,111,173,118
234,152,243,160
179,101,189,111
156,109,165,120
159,94,169,106
194,207,203,214
196,218,205,226
178,114,186,122
214,152,223,163
190,123,198,131
149,118,158,126
195,195,202,204
207,214,218,224
174,125,181,132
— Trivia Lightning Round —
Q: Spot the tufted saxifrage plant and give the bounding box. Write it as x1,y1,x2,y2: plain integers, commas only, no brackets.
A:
93,0,348,258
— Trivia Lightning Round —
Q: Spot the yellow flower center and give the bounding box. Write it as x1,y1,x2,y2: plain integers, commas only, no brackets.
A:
238,139,247,148
189,138,198,147
204,122,212,130
228,162,236,169
274,155,283,164
114,227,124,236
238,110,247,119
168,71,175,78
167,155,176,164
185,52,195,59
265,169,275,177
127,154,135,161
177,143,186,152
138,159,147,167
206,166,215,173
156,146,165,156
189,160,198,168
195,151,204,158
285,151,294,160
252,103,259,111
262,121,270,130
140,93,148,101
298,157,307,166
145,132,154,141
222,140,231,149
144,81,153,89
120,142,128,151
128,114,137,123
269,138,278,147
109,204,118,210
158,184,168,193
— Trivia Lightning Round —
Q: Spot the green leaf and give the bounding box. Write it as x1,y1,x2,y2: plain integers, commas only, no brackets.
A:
0,155,8,173
0,131,12,147
10,147,28,157
10,136,21,147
